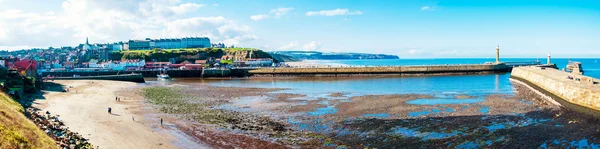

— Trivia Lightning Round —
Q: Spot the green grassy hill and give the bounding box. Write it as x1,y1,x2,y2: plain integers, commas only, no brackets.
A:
0,92,56,149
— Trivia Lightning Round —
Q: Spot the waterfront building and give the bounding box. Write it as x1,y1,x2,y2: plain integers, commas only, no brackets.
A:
145,62,170,69
128,37,211,50
89,59,100,68
180,64,203,70
245,58,273,67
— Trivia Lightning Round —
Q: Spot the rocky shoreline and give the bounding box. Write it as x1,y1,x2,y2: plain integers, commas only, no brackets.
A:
25,107,94,149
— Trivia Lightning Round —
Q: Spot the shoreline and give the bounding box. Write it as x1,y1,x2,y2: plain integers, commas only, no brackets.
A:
28,78,600,148
28,80,206,149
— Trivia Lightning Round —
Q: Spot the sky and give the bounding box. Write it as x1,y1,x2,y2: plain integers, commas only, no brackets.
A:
0,0,599,58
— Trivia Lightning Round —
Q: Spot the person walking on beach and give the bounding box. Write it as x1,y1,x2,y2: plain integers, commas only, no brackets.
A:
108,107,112,114
115,97,117,101
160,118,163,125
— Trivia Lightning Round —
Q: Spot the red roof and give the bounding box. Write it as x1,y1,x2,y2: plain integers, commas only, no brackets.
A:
146,62,170,65
11,60,37,71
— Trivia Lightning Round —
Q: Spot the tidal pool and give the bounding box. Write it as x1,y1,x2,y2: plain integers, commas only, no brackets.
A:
406,98,484,105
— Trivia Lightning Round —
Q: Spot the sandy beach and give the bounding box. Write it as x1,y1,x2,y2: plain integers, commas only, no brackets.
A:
30,80,207,149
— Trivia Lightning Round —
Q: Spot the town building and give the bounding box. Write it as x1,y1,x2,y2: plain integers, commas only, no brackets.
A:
212,43,226,48
245,58,274,67
128,39,152,50
128,37,211,50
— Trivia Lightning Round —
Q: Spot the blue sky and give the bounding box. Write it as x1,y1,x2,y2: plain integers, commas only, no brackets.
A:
0,0,599,58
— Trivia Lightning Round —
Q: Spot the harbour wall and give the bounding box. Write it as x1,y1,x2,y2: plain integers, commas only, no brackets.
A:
510,67,600,116
247,64,511,77
46,74,146,83
42,70,203,78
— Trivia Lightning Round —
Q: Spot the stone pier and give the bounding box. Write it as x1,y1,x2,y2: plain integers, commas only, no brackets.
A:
510,66,600,116
248,64,512,77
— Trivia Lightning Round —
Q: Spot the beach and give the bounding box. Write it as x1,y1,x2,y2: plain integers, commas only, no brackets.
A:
30,80,207,149
27,78,600,148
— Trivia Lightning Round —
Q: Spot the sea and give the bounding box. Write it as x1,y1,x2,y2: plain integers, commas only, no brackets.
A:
164,58,600,147
207,58,600,98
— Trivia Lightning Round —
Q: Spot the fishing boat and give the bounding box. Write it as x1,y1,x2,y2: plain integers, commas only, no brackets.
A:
156,62,171,80
157,73,171,80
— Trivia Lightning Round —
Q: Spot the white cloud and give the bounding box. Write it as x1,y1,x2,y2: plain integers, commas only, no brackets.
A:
165,16,257,46
250,7,294,21
169,3,204,14
279,41,298,50
303,41,321,50
271,7,294,17
250,14,269,21
421,6,436,11
305,9,363,16
0,0,256,50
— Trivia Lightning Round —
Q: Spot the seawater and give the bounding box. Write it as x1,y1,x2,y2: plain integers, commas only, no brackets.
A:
301,58,600,78
207,58,600,95
209,73,513,97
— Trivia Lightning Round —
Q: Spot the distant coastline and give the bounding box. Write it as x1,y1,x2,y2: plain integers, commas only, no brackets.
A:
268,51,399,62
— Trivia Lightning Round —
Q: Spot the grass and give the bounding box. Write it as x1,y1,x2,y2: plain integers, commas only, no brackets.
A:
142,87,235,124
0,92,56,149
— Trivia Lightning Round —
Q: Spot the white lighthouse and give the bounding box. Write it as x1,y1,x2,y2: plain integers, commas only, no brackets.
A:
547,52,551,65
495,44,500,64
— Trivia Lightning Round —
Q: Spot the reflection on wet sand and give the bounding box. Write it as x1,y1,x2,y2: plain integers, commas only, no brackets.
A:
204,80,600,148
136,74,600,148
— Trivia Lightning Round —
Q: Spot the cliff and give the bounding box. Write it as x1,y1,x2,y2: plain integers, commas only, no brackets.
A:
0,92,56,149
268,51,399,60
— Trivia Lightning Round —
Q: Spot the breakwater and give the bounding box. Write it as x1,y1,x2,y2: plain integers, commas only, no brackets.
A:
46,74,145,83
42,69,203,78
510,66,600,116
247,64,512,77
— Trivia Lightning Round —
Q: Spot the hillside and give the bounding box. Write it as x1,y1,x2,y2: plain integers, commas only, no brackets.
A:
111,48,273,62
0,92,56,149
268,51,399,60
268,53,299,62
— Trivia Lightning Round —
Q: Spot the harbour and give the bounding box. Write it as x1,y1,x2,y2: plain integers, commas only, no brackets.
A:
1,1,598,148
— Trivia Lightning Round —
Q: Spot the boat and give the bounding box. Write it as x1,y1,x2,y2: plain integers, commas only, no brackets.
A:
157,73,171,80
156,62,171,80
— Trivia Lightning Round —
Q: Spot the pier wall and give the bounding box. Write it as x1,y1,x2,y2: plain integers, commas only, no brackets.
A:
47,74,145,83
248,64,510,77
42,70,203,78
510,67,600,116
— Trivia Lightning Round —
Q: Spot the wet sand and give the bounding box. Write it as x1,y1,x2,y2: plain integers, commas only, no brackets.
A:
30,80,207,149
30,79,600,148
186,80,600,148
